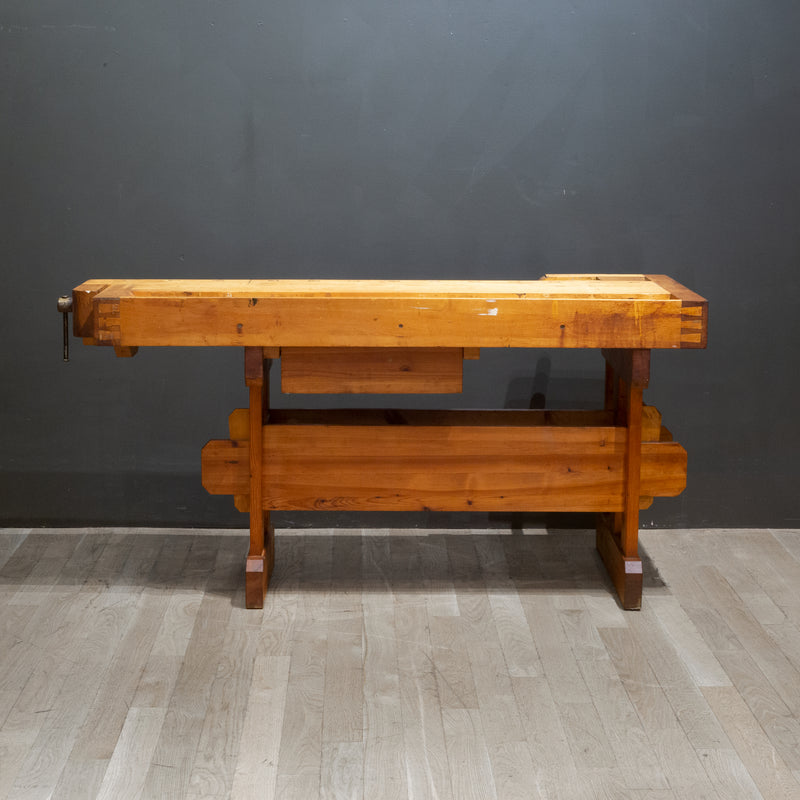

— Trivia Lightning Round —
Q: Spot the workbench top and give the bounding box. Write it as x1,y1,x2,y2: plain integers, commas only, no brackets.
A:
72,273,707,350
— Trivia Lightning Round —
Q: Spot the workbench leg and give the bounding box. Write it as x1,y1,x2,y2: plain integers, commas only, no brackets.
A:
597,349,649,610
244,347,274,609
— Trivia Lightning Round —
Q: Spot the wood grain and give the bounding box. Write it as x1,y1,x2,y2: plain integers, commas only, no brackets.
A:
201,419,687,512
281,346,463,394
7,526,800,800
395,602,453,800
702,685,800,800
72,275,705,350
95,708,167,800
229,655,290,800
362,603,406,799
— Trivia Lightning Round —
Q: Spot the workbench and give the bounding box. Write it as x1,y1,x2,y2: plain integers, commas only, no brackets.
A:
66,274,707,609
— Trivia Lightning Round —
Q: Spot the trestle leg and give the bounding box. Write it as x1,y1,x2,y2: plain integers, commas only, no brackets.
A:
596,349,649,609
244,347,275,609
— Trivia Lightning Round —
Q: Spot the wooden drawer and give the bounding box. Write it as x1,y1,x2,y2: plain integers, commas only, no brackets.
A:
280,347,466,394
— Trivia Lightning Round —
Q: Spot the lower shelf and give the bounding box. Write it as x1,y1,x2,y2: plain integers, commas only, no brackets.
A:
202,408,686,513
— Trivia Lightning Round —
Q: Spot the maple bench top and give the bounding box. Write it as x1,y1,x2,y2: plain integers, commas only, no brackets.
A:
72,274,707,350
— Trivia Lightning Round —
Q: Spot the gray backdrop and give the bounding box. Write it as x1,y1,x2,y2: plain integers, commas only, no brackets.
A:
2,1,798,528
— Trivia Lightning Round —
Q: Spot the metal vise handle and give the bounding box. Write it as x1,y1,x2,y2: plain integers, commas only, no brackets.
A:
57,295,73,362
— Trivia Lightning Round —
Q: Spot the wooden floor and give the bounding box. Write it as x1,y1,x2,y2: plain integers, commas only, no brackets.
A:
2,527,800,800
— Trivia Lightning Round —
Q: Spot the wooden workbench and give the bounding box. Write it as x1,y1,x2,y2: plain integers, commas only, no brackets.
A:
70,274,707,609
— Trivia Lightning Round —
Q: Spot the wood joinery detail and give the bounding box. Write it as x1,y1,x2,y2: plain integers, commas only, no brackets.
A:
645,274,708,349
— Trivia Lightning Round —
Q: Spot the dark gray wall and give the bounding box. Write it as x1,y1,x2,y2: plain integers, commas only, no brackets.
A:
2,1,799,528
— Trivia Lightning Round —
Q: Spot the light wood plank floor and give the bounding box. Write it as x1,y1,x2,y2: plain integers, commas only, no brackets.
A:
1,526,800,800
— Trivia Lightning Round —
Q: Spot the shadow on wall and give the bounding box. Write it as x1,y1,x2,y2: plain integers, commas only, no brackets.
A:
503,355,606,410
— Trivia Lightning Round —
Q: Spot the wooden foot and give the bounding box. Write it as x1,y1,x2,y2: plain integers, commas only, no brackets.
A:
245,517,275,609
245,551,269,609
596,513,642,610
